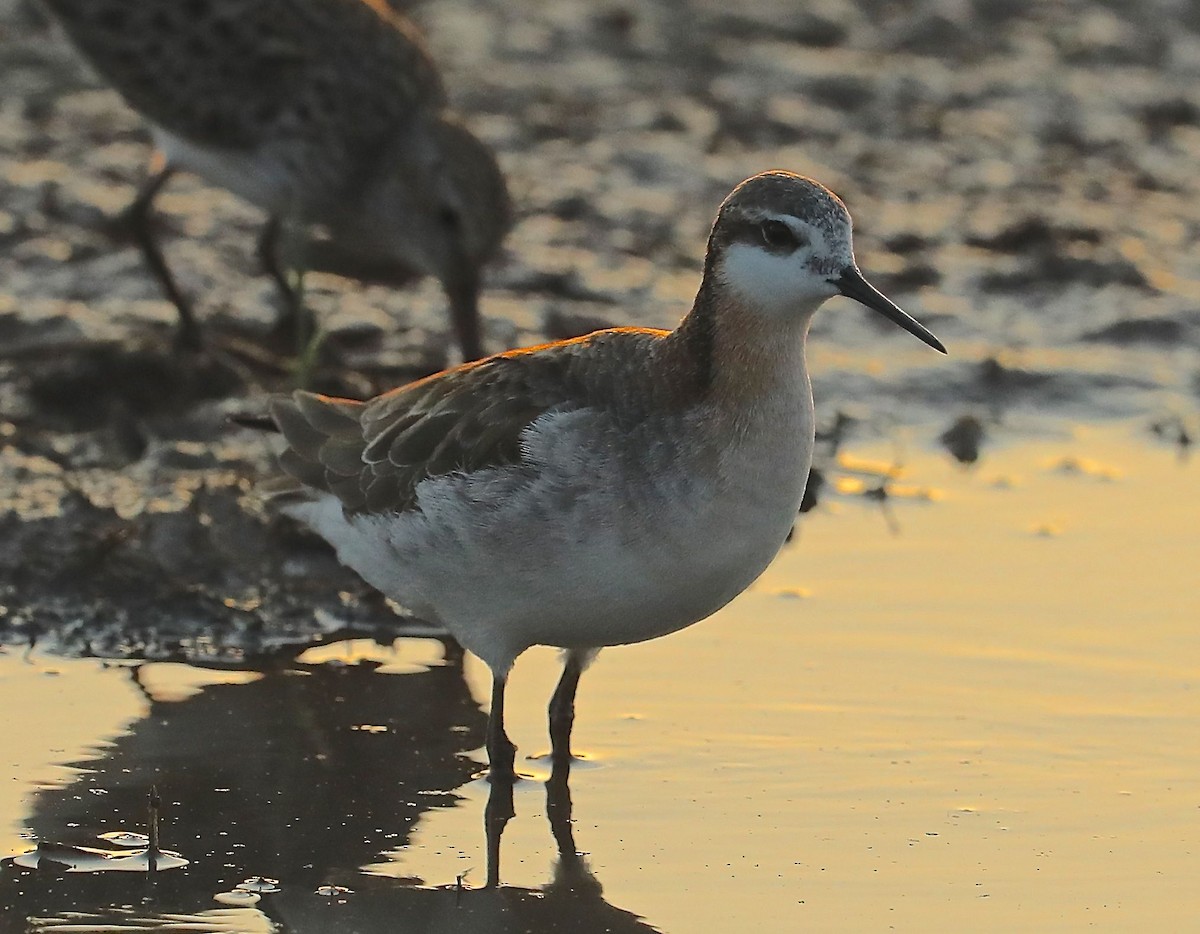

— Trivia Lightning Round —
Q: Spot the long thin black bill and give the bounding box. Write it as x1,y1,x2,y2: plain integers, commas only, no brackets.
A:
834,266,946,354
444,263,486,362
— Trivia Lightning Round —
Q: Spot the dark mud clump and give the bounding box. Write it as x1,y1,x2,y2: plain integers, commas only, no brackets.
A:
0,474,415,663
0,319,430,661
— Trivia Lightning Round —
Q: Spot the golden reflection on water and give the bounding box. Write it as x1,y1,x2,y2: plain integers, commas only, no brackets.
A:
0,658,145,856
407,423,1198,929
2,424,1196,930
296,637,446,675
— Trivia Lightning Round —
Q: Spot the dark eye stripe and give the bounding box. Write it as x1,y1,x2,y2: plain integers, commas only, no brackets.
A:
760,219,798,251
718,216,809,254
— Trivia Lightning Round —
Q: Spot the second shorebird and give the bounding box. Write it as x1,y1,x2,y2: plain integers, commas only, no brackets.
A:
42,0,510,358
260,171,945,781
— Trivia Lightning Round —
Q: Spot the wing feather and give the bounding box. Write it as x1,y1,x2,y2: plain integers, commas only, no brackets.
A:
268,328,674,516
319,436,369,476
272,350,577,514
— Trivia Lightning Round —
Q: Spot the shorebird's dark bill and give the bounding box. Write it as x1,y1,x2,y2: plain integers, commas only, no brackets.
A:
834,266,946,354
442,262,487,362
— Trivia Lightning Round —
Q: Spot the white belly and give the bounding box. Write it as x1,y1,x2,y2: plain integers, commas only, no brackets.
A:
286,402,814,673
150,126,296,214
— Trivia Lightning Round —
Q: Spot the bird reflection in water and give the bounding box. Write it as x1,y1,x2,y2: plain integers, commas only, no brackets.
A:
484,760,596,895
2,647,657,932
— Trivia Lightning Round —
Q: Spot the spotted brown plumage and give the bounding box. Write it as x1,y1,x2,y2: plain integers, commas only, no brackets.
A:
41,0,510,358
43,0,442,179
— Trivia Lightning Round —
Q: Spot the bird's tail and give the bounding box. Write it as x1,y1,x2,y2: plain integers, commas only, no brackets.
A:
233,392,370,509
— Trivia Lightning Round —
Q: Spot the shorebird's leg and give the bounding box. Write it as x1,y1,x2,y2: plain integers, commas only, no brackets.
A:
487,672,517,780
483,769,515,889
545,756,594,891
257,216,316,351
440,636,465,666
121,157,200,350
545,754,574,852
548,649,588,764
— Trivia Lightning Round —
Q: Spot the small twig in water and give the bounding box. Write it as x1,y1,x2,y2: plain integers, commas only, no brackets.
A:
147,784,161,873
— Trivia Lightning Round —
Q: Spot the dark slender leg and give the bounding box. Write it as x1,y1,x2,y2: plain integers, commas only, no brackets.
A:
483,770,514,889
256,216,292,302
487,673,517,780
257,216,315,349
121,160,201,351
545,755,575,860
548,650,586,765
545,755,600,895
440,635,465,666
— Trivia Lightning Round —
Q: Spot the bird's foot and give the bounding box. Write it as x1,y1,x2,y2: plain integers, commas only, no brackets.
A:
486,734,518,783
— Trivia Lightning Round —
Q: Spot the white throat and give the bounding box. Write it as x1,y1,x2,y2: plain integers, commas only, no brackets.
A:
718,242,834,319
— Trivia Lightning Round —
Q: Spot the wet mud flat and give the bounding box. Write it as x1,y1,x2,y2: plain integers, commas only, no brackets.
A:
3,0,1199,655
0,330,449,662
1,0,1200,929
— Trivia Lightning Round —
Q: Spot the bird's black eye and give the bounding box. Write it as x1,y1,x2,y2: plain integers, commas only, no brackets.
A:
438,206,461,231
759,219,802,251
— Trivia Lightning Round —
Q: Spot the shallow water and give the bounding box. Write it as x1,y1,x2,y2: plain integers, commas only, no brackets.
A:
5,0,1200,928
2,423,1196,931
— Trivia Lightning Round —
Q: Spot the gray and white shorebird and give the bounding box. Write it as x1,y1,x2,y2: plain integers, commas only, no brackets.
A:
41,0,510,358
259,171,945,780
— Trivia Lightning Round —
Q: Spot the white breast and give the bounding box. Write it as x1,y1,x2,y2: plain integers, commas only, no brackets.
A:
150,125,297,215
287,372,816,674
